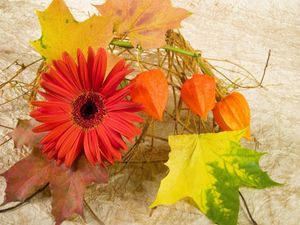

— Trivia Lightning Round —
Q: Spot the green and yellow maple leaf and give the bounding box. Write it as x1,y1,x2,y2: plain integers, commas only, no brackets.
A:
150,130,280,225
96,0,191,49
31,0,114,63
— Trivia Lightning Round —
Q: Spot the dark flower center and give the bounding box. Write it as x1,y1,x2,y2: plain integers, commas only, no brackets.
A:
80,100,98,119
72,92,106,129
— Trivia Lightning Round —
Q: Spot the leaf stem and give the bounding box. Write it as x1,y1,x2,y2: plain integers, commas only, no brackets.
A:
239,191,258,225
110,39,216,85
110,40,201,58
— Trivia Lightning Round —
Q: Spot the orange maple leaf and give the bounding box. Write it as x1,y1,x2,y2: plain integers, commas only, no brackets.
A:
96,0,191,49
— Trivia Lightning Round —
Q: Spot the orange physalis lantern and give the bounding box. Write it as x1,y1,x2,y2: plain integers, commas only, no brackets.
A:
213,92,251,139
130,69,168,120
181,74,216,119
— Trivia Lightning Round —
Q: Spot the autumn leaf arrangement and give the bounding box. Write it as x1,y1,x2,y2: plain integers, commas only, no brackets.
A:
0,0,280,225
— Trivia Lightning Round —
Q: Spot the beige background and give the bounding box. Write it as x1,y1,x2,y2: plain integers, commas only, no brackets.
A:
0,0,300,224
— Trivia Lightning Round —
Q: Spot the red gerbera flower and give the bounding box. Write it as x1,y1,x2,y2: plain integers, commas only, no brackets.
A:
30,47,143,167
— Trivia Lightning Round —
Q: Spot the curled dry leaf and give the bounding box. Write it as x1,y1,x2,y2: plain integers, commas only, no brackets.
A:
130,69,168,120
8,119,45,149
213,92,251,139
31,0,114,63
1,149,108,225
181,74,216,120
151,130,280,225
96,0,191,49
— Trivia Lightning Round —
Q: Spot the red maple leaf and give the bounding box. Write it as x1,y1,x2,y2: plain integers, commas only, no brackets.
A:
7,119,45,149
50,156,108,224
1,148,52,204
1,149,108,224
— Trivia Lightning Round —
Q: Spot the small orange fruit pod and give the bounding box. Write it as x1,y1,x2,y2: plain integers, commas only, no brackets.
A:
181,74,216,120
130,69,168,120
213,92,251,139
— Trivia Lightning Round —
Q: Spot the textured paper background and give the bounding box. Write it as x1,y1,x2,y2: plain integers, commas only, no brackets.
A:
0,0,299,224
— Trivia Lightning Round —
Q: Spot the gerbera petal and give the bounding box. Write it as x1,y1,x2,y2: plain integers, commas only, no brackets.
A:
110,112,144,123
92,48,107,90
31,101,71,116
62,52,83,89
106,101,143,112
65,132,84,167
41,121,72,144
105,84,132,105
52,60,78,88
45,146,59,160
87,47,95,86
43,68,80,95
101,69,133,97
32,122,63,133
90,129,102,164
55,125,78,151
38,91,70,103
94,125,115,162
41,81,74,101
104,116,141,141
57,126,82,159
77,49,90,90
84,131,96,165
102,123,128,150
33,112,69,123
105,59,126,82
42,142,56,153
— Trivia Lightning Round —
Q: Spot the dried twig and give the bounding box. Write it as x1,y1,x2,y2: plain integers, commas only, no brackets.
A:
0,138,11,147
0,58,42,90
259,49,271,85
83,200,105,225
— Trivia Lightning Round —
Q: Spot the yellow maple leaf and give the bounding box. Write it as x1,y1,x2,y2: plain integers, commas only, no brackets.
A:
31,0,114,63
150,130,280,225
96,0,191,49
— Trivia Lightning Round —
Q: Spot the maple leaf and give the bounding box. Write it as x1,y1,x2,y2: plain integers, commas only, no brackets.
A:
1,149,108,225
50,157,108,225
1,148,51,205
7,119,45,149
130,69,168,120
150,130,280,225
31,0,114,63
96,0,191,49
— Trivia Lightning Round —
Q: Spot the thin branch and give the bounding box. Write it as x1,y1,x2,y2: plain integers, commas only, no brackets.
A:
166,111,194,133
0,124,13,130
0,58,42,89
0,138,11,147
123,119,151,162
121,159,167,164
83,199,105,225
259,49,271,85
239,191,258,225
0,88,32,107
145,134,168,142
0,59,18,72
